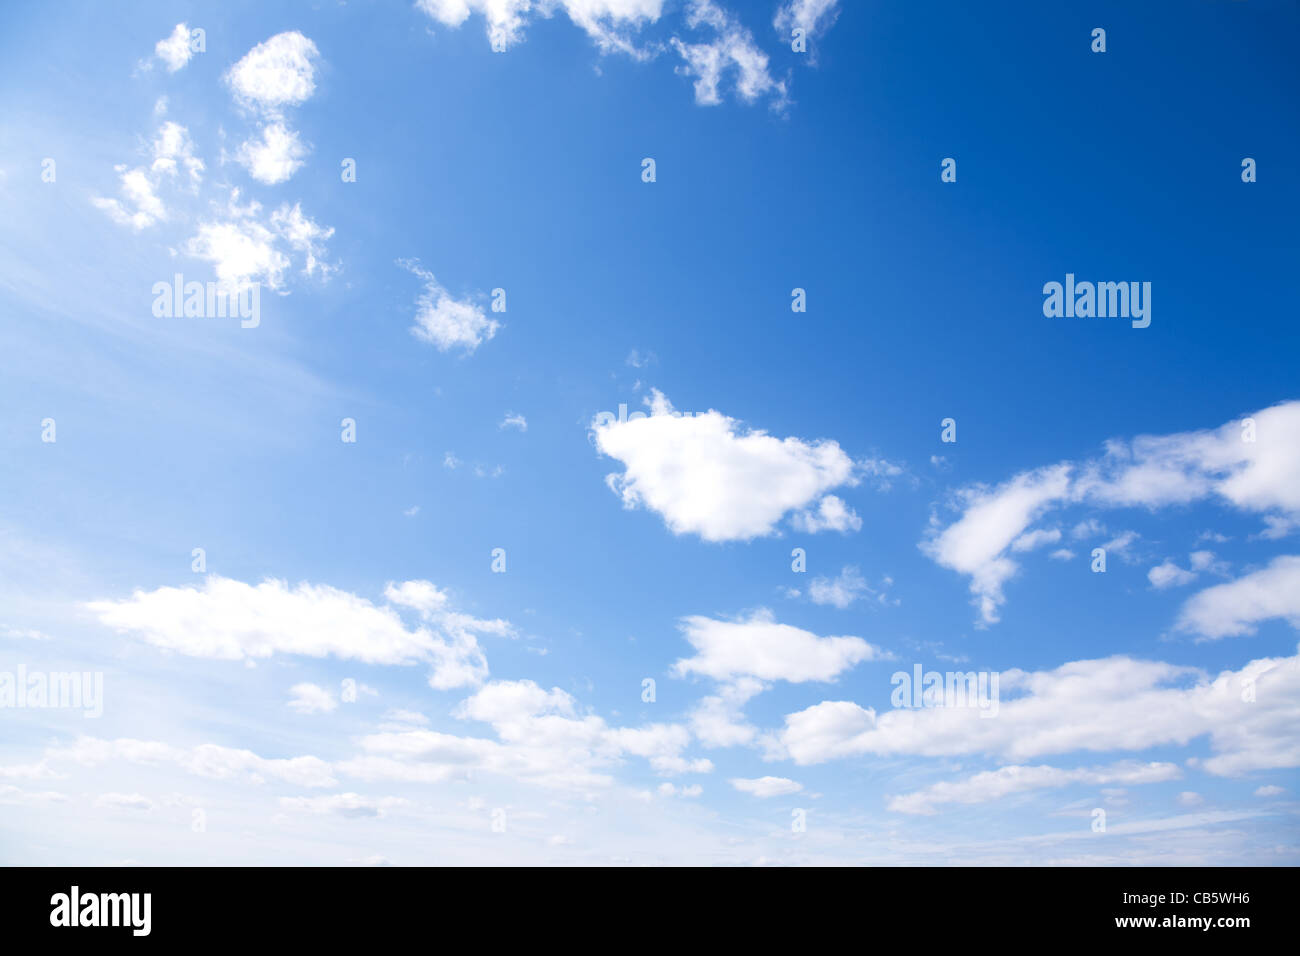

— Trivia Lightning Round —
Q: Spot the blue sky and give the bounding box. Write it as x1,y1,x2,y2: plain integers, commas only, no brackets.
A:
1,0,1298,865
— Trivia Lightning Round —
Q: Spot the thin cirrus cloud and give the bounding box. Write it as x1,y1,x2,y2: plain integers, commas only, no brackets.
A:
923,401,1300,625
887,761,1183,816
592,389,866,542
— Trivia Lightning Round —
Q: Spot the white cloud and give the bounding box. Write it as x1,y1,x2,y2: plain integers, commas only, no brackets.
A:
287,682,338,715
184,193,333,291
773,0,840,38
776,647,1300,778
808,565,868,609
155,23,194,72
922,465,1071,625
593,390,859,542
225,32,320,116
1176,556,1300,639
924,402,1300,624
1011,527,1061,553
343,678,709,791
235,122,308,185
673,609,884,684
1149,560,1197,590
88,575,510,690
790,494,861,534
1254,784,1284,797
887,761,1181,815
499,412,528,432
92,121,203,230
672,1,786,107
730,775,803,797
400,259,499,353
1176,791,1203,807
270,202,335,278
417,0,664,58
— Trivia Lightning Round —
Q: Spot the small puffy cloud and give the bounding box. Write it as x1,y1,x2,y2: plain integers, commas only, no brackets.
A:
499,412,528,432
1176,791,1204,807
1176,555,1300,639
790,494,861,534
673,608,884,684
400,259,499,353
225,32,320,115
155,23,194,72
270,202,335,278
593,390,859,542
235,122,308,185
287,683,338,715
730,775,803,797
1149,560,1197,590
808,565,868,609
1254,784,1284,797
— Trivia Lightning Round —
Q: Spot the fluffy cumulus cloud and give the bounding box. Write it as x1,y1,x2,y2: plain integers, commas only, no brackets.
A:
674,609,885,751
87,575,511,690
887,761,1182,815
155,23,194,72
225,32,319,186
673,608,884,684
234,122,308,185
775,647,1300,778
399,259,500,353
1176,556,1300,639
593,390,861,542
924,402,1300,624
224,32,320,115
183,191,333,292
